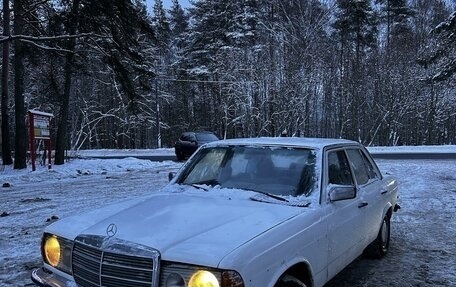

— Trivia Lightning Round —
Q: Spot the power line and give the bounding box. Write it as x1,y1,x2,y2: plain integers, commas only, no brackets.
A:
156,77,256,84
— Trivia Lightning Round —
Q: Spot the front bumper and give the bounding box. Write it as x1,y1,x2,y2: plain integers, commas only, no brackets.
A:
31,267,74,287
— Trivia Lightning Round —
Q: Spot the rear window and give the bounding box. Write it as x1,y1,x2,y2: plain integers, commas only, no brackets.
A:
196,133,219,141
180,133,195,141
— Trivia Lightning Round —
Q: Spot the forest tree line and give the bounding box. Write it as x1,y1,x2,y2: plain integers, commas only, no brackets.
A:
0,0,455,169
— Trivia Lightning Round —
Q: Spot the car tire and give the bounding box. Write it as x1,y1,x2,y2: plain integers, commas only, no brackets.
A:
275,274,307,287
366,215,390,259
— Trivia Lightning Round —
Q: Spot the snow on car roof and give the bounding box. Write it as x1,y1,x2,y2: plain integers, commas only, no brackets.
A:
205,137,358,150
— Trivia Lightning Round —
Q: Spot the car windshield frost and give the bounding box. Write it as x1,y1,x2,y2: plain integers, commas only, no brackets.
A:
179,146,317,197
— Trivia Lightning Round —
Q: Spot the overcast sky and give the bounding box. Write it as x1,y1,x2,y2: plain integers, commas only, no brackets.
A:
146,0,191,11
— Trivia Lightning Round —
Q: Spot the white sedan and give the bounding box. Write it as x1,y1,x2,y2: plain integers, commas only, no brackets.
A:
32,137,399,287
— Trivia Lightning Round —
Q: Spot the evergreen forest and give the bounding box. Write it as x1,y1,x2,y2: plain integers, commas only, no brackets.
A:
1,0,455,169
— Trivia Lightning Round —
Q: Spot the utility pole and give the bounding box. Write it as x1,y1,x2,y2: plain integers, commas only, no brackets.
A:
155,79,161,148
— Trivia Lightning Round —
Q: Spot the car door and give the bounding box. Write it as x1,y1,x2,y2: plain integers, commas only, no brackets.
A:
346,148,385,246
324,148,367,279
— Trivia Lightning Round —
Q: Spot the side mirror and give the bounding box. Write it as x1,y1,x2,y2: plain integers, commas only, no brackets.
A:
168,172,175,182
329,185,356,202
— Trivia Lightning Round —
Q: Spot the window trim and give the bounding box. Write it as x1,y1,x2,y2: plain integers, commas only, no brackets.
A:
323,146,357,204
348,148,383,186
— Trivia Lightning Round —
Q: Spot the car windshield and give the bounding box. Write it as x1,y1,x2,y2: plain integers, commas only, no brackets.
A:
179,145,317,197
195,133,219,141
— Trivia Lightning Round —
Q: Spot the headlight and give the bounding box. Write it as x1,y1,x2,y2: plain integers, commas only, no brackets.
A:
166,272,185,287
44,236,60,266
162,263,244,287
188,270,219,287
42,233,73,274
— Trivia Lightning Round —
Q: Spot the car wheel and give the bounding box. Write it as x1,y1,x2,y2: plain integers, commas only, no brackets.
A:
275,274,307,287
366,215,390,258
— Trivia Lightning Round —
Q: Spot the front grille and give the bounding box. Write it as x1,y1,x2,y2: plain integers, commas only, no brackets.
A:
72,235,160,287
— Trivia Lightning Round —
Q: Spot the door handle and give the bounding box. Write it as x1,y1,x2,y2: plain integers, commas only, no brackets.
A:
358,202,368,208
381,189,388,195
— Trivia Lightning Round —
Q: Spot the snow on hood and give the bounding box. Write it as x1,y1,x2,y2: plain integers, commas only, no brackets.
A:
46,185,305,267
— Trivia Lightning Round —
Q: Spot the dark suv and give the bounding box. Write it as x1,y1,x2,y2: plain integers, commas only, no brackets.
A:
174,131,220,161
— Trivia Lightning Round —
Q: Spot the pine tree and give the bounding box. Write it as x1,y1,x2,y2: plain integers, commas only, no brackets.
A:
376,0,415,54
52,0,157,162
153,0,171,52
389,0,415,49
417,11,456,83
333,0,378,64
332,0,378,140
416,10,455,143
166,0,191,134
1,0,13,165
12,0,28,169
169,0,189,46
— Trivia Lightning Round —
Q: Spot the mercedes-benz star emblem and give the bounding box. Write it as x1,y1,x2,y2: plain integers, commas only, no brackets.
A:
106,223,117,237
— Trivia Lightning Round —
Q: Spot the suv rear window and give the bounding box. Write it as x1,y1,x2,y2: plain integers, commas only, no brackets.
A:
196,133,219,141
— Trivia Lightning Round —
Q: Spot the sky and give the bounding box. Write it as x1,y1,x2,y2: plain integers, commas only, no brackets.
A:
146,0,191,11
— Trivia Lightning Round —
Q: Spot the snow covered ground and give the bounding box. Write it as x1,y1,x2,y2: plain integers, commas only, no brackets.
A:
74,148,175,158
368,145,456,154
73,144,456,157
0,146,455,286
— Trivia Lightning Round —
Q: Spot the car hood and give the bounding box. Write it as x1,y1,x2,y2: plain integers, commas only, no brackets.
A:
46,190,304,267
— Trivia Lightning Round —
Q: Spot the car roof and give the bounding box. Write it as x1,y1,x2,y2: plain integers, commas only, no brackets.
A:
204,137,359,150
183,131,215,135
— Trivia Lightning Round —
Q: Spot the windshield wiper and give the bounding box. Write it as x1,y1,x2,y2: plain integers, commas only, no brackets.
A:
189,184,209,191
250,190,289,202
250,191,311,207
188,179,220,191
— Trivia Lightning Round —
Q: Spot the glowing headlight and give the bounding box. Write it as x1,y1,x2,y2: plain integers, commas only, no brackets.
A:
188,270,220,287
162,263,244,287
42,233,73,274
44,236,60,267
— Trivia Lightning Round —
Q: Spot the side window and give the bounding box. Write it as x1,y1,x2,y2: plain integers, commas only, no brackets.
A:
182,133,194,142
346,149,375,185
327,150,354,186
359,150,381,180
181,133,189,141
